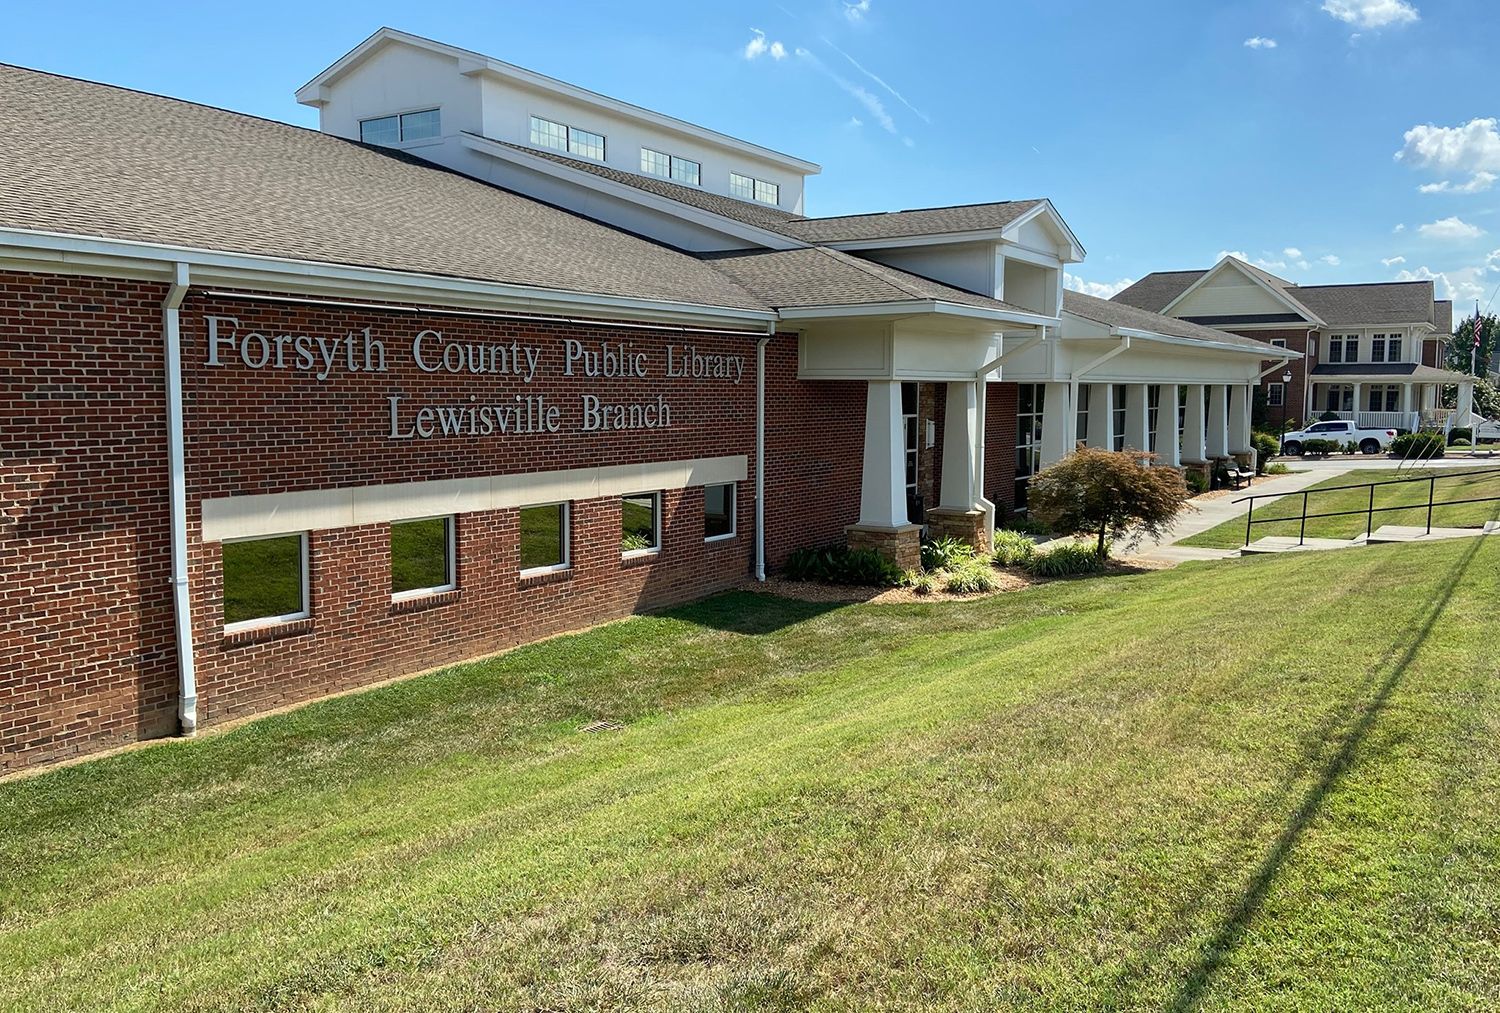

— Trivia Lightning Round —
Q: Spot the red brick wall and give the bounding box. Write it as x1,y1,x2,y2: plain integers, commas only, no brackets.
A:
0,274,179,768
1229,327,1312,425
987,382,1019,515
6,276,879,770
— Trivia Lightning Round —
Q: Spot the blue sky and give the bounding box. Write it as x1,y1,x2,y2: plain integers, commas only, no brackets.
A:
3,0,1497,310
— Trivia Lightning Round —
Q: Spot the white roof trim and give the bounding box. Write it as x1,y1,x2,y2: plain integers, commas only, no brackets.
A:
0,228,779,329
297,27,821,175
460,134,806,252
1108,324,1306,358
1002,199,1086,263
778,300,1057,328
1162,257,1327,327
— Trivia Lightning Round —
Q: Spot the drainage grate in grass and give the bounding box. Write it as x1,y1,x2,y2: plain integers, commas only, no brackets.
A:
577,719,624,733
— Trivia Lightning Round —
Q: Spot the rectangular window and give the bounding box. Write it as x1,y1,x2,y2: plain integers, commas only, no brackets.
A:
223,533,308,629
622,493,660,554
704,484,735,540
1147,385,1162,453
731,171,780,205
529,115,569,152
1112,384,1128,453
519,503,569,574
391,516,455,599
1268,382,1285,407
1327,336,1343,363
641,147,672,178
568,126,606,161
1074,384,1090,447
1344,335,1359,363
360,109,440,146
1015,383,1044,508
1388,337,1403,361
359,115,400,146
671,156,701,185
902,381,919,522
1270,338,1288,348
1371,336,1387,363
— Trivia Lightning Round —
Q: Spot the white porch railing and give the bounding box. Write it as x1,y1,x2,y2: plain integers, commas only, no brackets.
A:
1329,410,1419,430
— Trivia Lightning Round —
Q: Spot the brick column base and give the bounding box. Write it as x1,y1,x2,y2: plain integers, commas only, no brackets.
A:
846,523,923,571
924,508,990,553
1181,460,1213,485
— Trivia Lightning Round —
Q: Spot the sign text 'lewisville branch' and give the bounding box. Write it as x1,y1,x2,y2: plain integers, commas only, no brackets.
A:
202,316,748,439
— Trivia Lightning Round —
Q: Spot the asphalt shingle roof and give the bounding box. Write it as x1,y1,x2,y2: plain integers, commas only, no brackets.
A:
777,200,1049,244
702,247,1041,315
1111,271,1204,313
1062,291,1290,354
0,63,769,312
1311,363,1466,380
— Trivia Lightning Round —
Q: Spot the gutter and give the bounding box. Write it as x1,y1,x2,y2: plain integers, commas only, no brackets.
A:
755,327,772,581
162,263,198,735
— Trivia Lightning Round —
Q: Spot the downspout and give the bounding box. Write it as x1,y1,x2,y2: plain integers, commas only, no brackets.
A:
162,263,198,735
754,328,772,581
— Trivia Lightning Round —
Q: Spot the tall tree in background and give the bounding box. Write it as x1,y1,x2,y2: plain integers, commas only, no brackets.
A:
1448,312,1499,376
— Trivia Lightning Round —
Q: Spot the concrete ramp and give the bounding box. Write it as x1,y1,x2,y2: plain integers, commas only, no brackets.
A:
1240,537,1356,555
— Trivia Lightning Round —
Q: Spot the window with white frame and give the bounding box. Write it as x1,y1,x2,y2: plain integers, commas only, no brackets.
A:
1388,336,1403,361
1074,384,1090,446
391,516,456,598
730,171,779,205
1344,335,1359,363
1367,385,1400,413
1371,335,1387,363
519,503,569,574
1268,383,1285,407
530,115,605,161
222,533,309,629
1112,384,1128,452
622,493,660,554
1015,383,1044,508
1147,385,1162,452
641,147,702,186
1270,338,1288,349
704,484,735,540
1326,336,1343,363
359,109,441,146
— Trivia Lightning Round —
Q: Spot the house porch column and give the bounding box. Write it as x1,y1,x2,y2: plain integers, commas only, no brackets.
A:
1158,384,1181,466
1123,383,1150,457
927,380,989,551
847,380,921,569
1183,384,1207,463
1206,384,1229,459
1085,382,1114,449
1229,383,1252,455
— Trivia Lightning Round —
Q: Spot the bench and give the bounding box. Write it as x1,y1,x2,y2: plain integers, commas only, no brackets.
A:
1219,461,1253,490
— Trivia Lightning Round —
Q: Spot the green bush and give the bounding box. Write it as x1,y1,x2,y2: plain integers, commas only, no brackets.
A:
943,559,1001,594
1184,470,1209,495
907,570,935,595
1451,439,1472,448
1251,432,1280,473
1301,438,1340,458
1025,541,1106,577
921,535,974,571
1449,427,1472,445
782,545,903,587
1342,441,1361,455
1390,431,1445,460
1264,462,1290,475
991,529,1037,567
1319,410,1341,422
1004,515,1052,536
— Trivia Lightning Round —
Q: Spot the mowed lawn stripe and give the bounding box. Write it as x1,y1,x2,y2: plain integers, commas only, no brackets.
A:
1,541,1497,1011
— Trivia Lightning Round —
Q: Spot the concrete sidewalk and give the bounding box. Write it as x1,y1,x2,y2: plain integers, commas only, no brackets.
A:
1135,467,1350,562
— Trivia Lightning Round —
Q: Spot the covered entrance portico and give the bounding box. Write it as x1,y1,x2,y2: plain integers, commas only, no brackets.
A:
1309,363,1474,432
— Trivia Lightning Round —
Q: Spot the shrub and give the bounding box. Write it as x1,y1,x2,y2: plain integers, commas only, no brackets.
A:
1025,541,1106,577
1004,515,1052,536
1319,410,1341,422
1264,462,1290,475
908,571,935,595
943,559,1001,594
1448,426,1472,445
1390,431,1445,460
921,535,974,571
1301,438,1340,458
1451,439,1472,448
1184,470,1209,495
991,529,1037,567
782,545,903,587
1026,446,1190,556
1250,432,1280,473
1342,441,1361,455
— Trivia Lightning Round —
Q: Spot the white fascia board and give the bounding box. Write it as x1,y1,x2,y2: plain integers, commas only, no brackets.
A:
298,28,821,175
0,228,778,330
1163,258,1326,328
460,135,805,252
1001,201,1086,263
1109,325,1307,358
778,300,1057,329
821,231,1009,252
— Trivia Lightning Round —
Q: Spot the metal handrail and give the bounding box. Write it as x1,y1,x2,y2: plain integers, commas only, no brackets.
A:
1235,467,1500,546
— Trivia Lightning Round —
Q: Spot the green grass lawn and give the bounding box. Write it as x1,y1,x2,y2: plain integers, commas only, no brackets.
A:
1183,466,1500,549
3,540,1500,1011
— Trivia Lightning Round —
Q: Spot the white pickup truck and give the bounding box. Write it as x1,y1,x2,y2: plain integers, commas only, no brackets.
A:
1280,419,1397,456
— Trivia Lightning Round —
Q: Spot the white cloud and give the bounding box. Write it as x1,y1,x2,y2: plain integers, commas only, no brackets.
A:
821,37,931,123
1217,250,1250,263
1295,260,1311,270
770,41,787,59
796,48,896,134
1418,171,1497,195
1244,37,1278,49
1322,254,1341,266
1396,119,1500,173
745,29,769,59
1395,223,1406,233
1217,250,1291,272
1065,273,1136,299
1418,216,1486,241
1284,247,1303,258
1383,256,1406,267
844,0,871,22
849,117,863,128
1322,0,1419,29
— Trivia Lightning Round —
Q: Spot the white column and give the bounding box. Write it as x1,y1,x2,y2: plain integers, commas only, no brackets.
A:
939,380,978,511
858,380,907,527
1158,384,1181,466
1457,381,1475,427
1183,384,1207,462
1421,384,1436,410
1229,384,1252,453
1039,382,1070,467
1351,382,1364,420
1207,384,1229,459
1123,383,1150,456
1085,382,1114,448
1063,381,1080,454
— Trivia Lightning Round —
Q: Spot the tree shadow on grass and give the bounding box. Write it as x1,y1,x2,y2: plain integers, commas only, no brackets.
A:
667,589,851,636
1162,533,1488,1012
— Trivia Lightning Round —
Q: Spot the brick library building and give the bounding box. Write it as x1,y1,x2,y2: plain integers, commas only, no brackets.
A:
1,30,1294,770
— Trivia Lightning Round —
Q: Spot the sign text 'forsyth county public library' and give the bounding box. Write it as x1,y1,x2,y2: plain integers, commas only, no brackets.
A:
203,316,747,439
